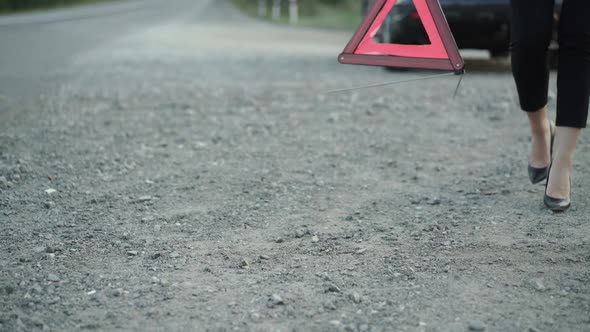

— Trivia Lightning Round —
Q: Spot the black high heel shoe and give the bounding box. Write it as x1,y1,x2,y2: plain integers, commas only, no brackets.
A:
528,120,555,184
544,164,571,212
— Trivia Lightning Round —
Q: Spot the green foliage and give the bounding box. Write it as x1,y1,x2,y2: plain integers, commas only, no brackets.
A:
0,0,112,13
232,0,361,30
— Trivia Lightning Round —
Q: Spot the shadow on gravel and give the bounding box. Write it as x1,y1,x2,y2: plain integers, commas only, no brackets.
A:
384,58,512,74
463,58,511,73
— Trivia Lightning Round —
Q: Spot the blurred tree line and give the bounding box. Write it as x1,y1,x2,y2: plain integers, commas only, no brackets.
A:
0,0,105,12
266,0,359,16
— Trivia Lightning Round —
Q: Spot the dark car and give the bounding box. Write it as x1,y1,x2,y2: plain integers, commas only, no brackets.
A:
362,0,561,60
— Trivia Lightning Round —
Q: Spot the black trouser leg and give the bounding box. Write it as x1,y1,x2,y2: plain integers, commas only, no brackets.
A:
510,0,590,128
509,0,555,113
556,0,590,128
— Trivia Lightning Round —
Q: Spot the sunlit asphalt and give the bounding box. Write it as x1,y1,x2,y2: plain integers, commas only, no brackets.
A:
0,0,211,110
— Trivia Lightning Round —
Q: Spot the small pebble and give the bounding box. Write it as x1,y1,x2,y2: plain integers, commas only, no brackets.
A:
127,251,138,256
349,292,361,304
324,301,337,310
137,195,152,202
111,288,123,297
47,274,59,282
311,235,319,243
429,198,441,205
3,285,15,295
259,255,270,260
295,229,307,238
531,278,546,292
355,248,367,254
240,259,250,269
270,294,284,305
468,320,486,331
141,216,155,223
32,284,42,293
325,283,341,293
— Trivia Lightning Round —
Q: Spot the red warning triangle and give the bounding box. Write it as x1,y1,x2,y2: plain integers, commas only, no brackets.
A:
339,0,464,72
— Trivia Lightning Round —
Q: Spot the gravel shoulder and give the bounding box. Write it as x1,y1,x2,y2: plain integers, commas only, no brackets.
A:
1,1,589,331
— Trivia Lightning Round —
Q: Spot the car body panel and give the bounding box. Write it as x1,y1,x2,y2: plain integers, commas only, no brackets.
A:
361,0,561,55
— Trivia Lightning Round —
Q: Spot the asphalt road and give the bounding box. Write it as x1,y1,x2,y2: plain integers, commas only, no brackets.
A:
0,0,211,109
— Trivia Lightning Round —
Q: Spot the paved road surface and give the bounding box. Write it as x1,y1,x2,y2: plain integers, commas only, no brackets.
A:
0,0,208,109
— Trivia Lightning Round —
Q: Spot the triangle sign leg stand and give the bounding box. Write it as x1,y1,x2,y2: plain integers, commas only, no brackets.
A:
326,72,456,94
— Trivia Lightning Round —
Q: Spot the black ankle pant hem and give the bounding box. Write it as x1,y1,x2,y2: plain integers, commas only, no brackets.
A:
554,120,587,129
519,100,548,113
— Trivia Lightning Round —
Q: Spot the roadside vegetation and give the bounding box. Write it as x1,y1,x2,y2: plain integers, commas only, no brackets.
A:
231,0,362,30
0,0,116,14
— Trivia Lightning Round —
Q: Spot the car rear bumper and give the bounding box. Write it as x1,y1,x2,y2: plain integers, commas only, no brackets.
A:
369,1,562,52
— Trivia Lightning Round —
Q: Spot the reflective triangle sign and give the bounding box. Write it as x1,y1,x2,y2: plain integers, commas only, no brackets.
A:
339,0,464,72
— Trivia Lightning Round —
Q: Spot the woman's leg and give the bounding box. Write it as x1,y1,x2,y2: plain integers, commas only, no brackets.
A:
509,0,556,168
546,0,590,199
526,106,551,168
547,128,580,199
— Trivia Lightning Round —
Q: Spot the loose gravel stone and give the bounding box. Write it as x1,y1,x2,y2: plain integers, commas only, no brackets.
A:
136,195,152,202
325,283,341,293
349,292,361,304
111,288,123,297
33,246,45,253
3,285,15,295
295,229,307,238
531,279,546,292
141,216,155,223
468,320,486,331
240,259,250,269
268,294,284,307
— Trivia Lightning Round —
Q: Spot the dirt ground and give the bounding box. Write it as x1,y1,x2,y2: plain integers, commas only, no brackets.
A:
1,1,589,331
